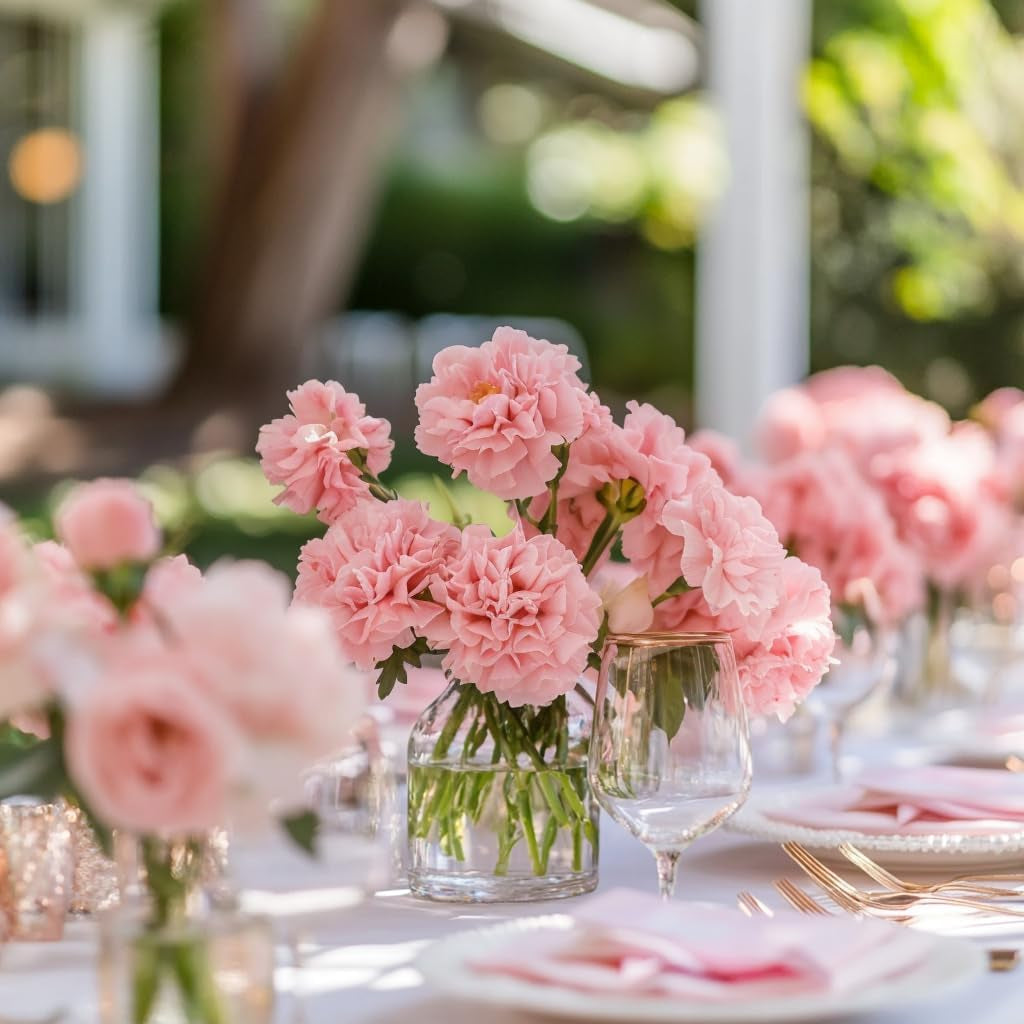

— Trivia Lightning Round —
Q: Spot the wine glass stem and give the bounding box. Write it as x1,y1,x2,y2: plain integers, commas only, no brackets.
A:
829,717,843,782
655,850,680,901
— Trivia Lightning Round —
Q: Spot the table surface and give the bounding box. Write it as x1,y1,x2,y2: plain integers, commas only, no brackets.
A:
5,799,1024,1024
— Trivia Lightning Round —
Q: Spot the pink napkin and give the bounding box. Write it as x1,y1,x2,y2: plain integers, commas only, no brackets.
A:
469,890,926,1001
766,765,1024,835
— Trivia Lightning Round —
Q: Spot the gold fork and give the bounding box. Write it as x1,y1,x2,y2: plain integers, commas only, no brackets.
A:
736,890,773,917
838,843,1024,899
783,842,1024,918
774,877,832,915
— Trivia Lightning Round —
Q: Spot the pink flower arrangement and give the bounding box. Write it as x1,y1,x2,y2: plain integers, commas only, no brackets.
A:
429,526,603,707
267,325,835,721
414,326,592,500
257,379,394,523
0,480,364,852
755,366,949,472
55,478,161,570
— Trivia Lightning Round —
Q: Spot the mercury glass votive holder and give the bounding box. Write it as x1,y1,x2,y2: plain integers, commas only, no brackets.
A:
0,800,73,940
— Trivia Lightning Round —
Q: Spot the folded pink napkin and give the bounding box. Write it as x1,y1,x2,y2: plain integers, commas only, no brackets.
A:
766,765,1024,835
469,890,926,1001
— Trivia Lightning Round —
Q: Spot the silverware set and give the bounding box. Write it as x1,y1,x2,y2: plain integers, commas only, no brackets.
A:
737,841,1024,973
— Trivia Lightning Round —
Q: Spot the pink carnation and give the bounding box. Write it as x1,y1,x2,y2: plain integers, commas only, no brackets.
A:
257,379,394,524
976,387,1024,434
55,478,160,570
65,647,238,835
431,526,602,707
871,423,1006,591
295,499,458,669
756,368,949,472
737,450,924,626
660,482,786,624
686,429,744,487
755,388,826,463
414,326,592,500
618,402,719,596
655,557,835,720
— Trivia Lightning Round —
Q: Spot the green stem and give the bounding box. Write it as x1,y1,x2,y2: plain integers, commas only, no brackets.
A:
433,686,476,761
580,510,623,576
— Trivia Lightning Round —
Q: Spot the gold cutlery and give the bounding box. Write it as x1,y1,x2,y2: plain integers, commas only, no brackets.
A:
773,873,1018,972
837,843,1024,899
736,890,773,917
782,842,1024,918
774,877,831,915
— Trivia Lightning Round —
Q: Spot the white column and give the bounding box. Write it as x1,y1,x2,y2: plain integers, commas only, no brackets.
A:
695,0,811,448
73,8,162,393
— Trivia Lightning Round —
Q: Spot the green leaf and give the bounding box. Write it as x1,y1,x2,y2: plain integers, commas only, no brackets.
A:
281,809,319,856
0,739,65,801
374,636,432,700
652,676,686,743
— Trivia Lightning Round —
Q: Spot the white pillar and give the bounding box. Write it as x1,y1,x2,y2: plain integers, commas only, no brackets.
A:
73,8,161,393
695,0,811,448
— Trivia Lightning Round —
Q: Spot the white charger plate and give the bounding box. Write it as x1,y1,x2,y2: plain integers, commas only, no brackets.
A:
417,913,985,1023
729,787,1024,870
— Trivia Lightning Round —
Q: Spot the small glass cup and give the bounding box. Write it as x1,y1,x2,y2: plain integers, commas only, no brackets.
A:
0,799,73,940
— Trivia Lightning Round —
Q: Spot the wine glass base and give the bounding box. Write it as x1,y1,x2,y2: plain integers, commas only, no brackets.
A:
408,868,598,903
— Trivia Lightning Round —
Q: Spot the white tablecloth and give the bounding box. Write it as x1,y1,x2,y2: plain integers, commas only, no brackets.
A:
4,815,1024,1024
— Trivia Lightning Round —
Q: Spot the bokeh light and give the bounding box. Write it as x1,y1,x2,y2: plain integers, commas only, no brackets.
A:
8,128,82,204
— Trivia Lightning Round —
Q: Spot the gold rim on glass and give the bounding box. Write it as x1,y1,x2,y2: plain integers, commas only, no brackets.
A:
604,630,731,647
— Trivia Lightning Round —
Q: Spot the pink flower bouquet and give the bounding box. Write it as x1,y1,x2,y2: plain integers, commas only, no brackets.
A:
261,327,835,892
0,481,363,1020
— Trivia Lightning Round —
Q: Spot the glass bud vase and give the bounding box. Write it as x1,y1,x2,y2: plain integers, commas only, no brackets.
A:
407,680,599,902
98,837,274,1024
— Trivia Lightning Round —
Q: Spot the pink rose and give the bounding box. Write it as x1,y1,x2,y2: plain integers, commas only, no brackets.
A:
661,482,786,623
257,379,394,524
295,499,459,669
140,555,203,613
55,478,160,570
0,513,50,718
152,560,366,819
414,326,592,500
65,649,238,834
33,541,118,636
618,402,719,595
431,526,602,706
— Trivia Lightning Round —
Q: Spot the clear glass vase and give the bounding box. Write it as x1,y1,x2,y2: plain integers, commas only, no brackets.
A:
407,680,598,902
98,837,273,1024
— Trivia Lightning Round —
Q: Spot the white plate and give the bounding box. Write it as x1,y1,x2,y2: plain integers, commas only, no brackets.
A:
417,913,985,1023
730,787,1024,870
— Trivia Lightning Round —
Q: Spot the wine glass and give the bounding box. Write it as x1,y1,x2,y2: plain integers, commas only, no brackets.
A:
589,631,752,900
809,610,896,780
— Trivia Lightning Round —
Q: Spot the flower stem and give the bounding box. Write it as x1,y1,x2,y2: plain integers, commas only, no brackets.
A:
581,510,622,576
